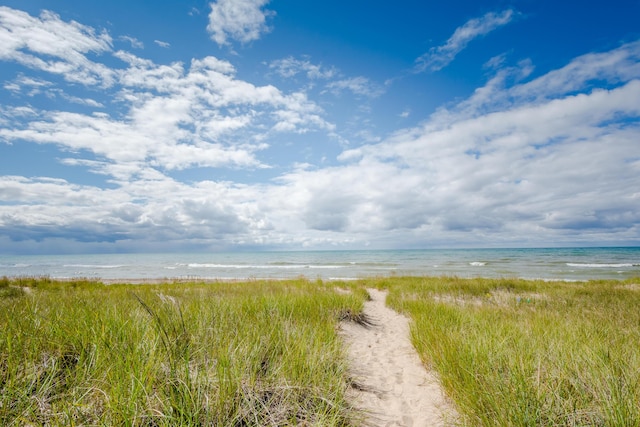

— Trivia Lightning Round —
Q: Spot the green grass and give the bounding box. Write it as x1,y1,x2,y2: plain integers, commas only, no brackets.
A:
0,278,366,426
2,276,640,426
380,276,640,426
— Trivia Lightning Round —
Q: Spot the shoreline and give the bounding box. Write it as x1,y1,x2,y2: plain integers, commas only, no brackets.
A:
4,274,634,285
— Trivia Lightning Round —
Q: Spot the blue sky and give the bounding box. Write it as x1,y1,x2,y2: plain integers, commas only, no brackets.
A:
1,0,639,254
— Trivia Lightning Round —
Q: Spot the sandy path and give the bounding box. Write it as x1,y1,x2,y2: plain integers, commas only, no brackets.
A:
340,288,455,427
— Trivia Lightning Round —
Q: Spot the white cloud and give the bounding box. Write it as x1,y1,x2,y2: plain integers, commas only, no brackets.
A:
0,174,261,247
269,56,384,100
0,7,115,86
268,57,337,79
120,35,143,49
0,8,334,176
415,9,515,72
3,74,103,107
59,93,104,108
207,0,274,46
279,46,640,246
484,53,508,70
429,41,640,126
1,6,638,251
154,39,170,48
325,76,385,98
4,74,53,95
509,41,640,101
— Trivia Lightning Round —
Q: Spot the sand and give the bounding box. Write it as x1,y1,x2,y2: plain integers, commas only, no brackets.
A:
339,288,456,427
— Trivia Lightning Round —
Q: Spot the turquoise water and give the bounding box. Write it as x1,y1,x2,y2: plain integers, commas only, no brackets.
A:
1,248,639,281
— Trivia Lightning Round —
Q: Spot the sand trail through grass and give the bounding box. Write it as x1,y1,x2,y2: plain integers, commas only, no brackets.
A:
340,288,456,427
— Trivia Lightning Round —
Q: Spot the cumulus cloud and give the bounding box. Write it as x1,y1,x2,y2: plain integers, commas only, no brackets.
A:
0,6,338,250
415,9,515,72
0,7,115,86
277,43,640,246
0,174,260,247
1,5,639,251
0,8,333,176
207,0,274,46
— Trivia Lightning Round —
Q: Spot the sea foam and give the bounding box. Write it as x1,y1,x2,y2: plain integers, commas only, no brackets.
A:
566,263,636,268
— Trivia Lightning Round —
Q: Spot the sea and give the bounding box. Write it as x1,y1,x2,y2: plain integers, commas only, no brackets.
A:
1,247,639,282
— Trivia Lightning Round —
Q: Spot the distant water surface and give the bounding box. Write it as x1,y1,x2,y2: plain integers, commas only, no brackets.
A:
1,248,639,282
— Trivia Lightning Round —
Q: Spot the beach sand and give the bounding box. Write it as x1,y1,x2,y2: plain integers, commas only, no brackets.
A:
340,288,456,426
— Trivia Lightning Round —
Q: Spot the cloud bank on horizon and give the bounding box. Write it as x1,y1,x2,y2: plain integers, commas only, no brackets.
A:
0,1,639,254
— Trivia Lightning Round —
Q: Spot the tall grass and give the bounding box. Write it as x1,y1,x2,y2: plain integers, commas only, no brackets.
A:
381,277,640,426
4,275,639,426
0,278,365,426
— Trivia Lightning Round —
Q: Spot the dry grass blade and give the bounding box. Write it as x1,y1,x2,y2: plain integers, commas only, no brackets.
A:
338,309,376,329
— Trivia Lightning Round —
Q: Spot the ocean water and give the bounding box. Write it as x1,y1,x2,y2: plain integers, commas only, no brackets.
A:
1,247,639,282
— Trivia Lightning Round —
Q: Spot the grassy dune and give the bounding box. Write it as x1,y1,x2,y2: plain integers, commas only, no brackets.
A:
0,277,366,426
2,276,640,426
379,277,640,426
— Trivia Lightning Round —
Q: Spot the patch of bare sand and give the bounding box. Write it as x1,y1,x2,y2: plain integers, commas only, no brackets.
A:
340,288,456,427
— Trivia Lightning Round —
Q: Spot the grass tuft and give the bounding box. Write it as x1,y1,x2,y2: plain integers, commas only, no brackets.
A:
337,309,376,329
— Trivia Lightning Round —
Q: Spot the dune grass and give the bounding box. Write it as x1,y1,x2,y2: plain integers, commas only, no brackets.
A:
379,276,640,426
2,275,640,426
0,277,366,426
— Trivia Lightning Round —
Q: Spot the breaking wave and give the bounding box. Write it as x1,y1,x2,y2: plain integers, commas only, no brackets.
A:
566,263,638,268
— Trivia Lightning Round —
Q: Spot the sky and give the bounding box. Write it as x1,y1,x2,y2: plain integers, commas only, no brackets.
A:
0,0,639,254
